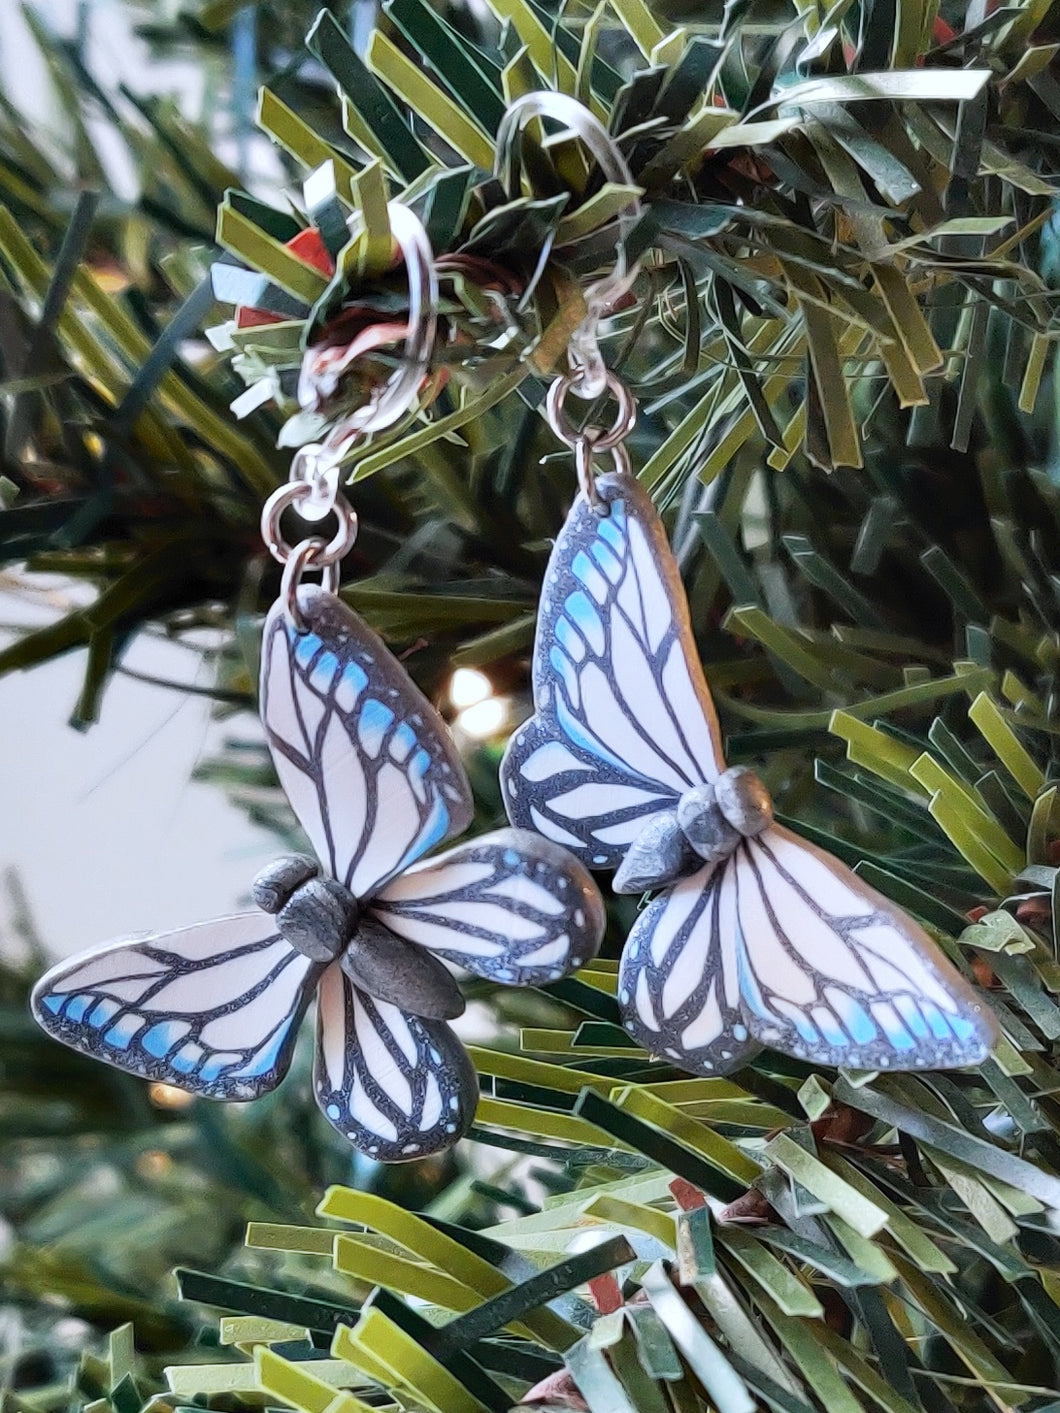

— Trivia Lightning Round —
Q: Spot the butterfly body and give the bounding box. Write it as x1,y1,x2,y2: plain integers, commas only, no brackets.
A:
33,586,605,1159
254,857,358,963
502,471,998,1078
611,809,696,894
251,856,465,1019
615,766,774,892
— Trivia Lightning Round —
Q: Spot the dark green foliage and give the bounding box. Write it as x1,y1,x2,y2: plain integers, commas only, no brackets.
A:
6,4,1060,1413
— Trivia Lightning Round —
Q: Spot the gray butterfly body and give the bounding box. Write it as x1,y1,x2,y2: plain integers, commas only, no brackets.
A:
251,855,466,1020
613,766,774,893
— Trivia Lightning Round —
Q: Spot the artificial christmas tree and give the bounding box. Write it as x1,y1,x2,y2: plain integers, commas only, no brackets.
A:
5,3,1060,1411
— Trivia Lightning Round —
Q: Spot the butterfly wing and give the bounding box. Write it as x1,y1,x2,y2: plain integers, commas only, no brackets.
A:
731,826,997,1070
30,914,319,1097
370,827,605,987
619,825,997,1076
619,863,762,1074
314,963,478,1160
501,470,725,871
261,585,474,899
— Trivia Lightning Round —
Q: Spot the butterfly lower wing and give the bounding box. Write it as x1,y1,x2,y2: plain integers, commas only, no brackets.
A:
618,864,761,1075
370,827,605,987
734,827,997,1070
261,586,473,899
501,471,725,872
31,914,319,1098
314,963,478,1160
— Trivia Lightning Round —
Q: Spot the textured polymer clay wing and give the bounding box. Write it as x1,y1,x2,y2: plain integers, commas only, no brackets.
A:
618,862,762,1075
370,827,605,987
730,826,997,1070
313,962,478,1160
31,913,319,1098
501,472,725,871
619,826,997,1075
260,585,474,899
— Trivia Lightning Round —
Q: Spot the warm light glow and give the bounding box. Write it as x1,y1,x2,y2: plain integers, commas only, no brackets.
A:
450,667,492,709
149,1082,194,1110
457,696,509,740
136,1150,174,1179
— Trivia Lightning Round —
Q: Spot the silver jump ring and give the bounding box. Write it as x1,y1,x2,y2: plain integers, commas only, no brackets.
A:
547,371,637,450
299,200,438,449
575,438,632,510
261,480,359,567
495,93,643,399
281,539,342,632
288,443,339,522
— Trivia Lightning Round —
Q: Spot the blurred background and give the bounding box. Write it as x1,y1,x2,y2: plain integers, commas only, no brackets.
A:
0,4,279,958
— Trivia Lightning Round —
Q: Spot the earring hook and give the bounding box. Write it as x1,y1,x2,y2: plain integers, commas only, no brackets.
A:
298,199,439,458
495,92,643,400
263,201,438,626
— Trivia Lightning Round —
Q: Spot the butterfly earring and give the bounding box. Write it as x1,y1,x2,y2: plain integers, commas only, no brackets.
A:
499,101,997,1079
32,202,605,1161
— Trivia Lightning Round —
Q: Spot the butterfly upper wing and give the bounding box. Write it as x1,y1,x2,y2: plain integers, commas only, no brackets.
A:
314,963,478,1160
619,864,762,1074
370,827,606,987
731,826,997,1070
31,914,319,1098
261,585,474,899
501,471,725,871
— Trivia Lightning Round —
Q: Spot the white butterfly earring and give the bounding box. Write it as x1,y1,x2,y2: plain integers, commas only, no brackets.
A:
32,202,605,1161
498,98,997,1079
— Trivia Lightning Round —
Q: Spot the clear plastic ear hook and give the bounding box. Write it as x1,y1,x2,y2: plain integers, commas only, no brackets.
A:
494,92,644,400
261,200,439,627
297,200,439,457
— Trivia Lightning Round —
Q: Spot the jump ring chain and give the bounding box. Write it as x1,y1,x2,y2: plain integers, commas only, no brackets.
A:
545,368,637,510
261,444,359,630
261,199,437,630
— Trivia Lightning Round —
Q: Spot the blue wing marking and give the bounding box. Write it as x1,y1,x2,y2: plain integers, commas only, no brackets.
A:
172,1046,203,1075
143,1020,190,1058
310,650,340,692
358,698,396,757
731,829,997,1071
500,472,726,872
833,994,876,1045
295,632,319,669
555,617,585,661
31,914,319,1099
565,590,605,654
261,587,473,899
104,1014,142,1051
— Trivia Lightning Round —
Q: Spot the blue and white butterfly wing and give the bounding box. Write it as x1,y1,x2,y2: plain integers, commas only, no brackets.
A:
261,585,474,900
733,827,997,1070
619,825,997,1075
501,471,725,871
314,963,478,1160
370,827,606,987
30,914,318,1097
619,864,762,1074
